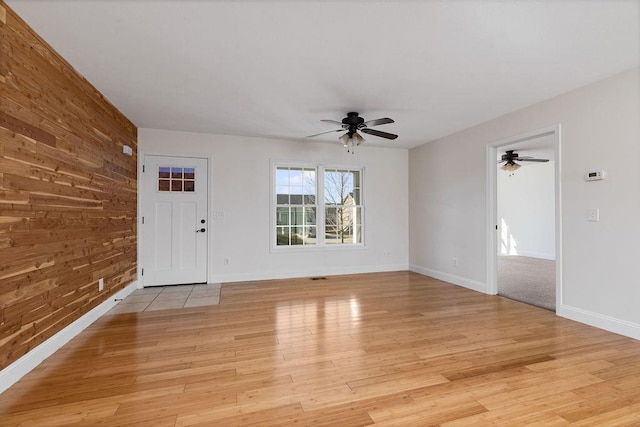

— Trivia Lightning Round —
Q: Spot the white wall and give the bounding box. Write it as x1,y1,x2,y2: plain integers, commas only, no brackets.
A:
409,68,640,338
497,160,555,259
139,129,409,283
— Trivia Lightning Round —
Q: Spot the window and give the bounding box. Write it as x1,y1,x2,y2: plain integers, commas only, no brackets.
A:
274,165,363,248
324,169,362,244
275,167,317,246
158,166,195,192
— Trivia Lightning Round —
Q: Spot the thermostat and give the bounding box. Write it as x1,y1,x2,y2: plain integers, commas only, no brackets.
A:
585,170,605,181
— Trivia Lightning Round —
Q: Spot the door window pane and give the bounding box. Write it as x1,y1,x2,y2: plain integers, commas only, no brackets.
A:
184,168,195,180
158,166,197,192
159,167,171,179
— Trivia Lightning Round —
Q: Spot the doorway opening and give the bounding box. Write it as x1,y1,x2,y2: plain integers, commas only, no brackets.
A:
486,126,561,311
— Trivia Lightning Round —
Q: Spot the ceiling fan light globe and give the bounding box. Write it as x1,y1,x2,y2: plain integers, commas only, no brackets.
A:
501,161,521,172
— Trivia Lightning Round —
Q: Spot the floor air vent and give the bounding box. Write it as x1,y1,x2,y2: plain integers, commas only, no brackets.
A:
310,277,327,281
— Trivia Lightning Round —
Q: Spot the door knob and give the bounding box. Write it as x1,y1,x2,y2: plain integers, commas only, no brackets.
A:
196,228,206,233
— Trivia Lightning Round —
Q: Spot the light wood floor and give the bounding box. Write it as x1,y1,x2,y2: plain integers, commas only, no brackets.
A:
2,272,640,426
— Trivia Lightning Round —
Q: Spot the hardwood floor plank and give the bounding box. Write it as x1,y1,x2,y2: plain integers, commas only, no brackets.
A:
3,272,640,425
187,403,306,427
368,393,489,426
0,385,184,426
114,388,237,420
69,415,179,427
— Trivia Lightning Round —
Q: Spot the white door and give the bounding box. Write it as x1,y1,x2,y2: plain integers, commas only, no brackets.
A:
142,155,208,286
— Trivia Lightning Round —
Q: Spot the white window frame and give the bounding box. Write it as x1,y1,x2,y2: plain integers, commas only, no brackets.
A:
270,161,365,251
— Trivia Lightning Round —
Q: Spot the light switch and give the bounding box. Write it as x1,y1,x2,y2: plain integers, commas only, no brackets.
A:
587,208,599,222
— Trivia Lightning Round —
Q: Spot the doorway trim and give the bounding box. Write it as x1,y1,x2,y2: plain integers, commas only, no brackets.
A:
486,124,562,311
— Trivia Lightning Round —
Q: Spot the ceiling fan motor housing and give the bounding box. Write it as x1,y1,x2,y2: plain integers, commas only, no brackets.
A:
502,150,518,161
342,112,365,136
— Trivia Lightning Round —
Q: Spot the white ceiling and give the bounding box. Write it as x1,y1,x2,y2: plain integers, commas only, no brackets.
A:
7,0,639,150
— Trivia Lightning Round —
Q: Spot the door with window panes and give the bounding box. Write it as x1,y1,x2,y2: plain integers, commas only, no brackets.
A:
142,155,208,286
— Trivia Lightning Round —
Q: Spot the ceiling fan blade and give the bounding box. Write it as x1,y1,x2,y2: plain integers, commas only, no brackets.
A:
518,158,549,162
361,128,398,140
502,155,533,161
306,129,344,138
363,117,394,127
320,119,344,126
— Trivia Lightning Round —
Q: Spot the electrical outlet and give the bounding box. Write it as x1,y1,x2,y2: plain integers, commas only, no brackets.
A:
98,278,104,291
453,257,458,267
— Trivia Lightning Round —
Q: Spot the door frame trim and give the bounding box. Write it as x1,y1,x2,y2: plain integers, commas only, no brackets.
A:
138,153,210,287
485,124,562,311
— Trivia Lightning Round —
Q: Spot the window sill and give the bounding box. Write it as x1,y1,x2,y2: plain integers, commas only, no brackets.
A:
270,244,367,253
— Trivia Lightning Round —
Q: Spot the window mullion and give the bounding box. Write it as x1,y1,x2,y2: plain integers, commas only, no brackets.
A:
317,166,325,246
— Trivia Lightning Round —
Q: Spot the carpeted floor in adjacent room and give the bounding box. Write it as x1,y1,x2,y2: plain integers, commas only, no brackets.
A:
498,255,555,311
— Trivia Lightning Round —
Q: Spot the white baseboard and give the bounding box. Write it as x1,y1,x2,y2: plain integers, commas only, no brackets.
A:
0,281,138,395
558,304,640,341
409,265,487,294
411,266,640,341
210,264,409,284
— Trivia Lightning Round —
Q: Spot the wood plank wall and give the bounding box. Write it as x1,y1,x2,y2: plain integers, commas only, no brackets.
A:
0,2,138,370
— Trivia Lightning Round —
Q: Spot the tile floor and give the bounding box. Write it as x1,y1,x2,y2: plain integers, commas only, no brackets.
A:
106,283,221,315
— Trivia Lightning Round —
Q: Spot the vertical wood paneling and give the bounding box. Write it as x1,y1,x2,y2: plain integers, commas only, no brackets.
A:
0,2,137,369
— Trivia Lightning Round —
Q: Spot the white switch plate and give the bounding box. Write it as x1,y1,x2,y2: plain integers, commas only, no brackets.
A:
587,208,599,222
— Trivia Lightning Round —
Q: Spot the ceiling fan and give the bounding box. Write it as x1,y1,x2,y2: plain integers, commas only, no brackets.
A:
499,150,549,173
307,112,398,153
